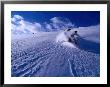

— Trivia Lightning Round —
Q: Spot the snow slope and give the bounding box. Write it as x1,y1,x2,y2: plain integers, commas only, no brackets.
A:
11,29,100,77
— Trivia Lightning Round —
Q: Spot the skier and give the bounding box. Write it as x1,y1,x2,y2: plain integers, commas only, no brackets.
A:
64,29,80,45
70,31,80,45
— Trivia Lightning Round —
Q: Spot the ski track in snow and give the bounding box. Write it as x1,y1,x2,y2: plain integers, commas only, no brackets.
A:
11,32,100,77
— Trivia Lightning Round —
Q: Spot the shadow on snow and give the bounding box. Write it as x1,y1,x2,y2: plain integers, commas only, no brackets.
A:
76,37,100,54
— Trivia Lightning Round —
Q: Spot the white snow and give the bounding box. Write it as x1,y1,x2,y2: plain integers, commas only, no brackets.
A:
11,26,100,77
55,30,76,48
62,42,76,48
56,31,68,43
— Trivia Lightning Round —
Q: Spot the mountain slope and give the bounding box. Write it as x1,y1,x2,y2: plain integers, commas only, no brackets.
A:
11,31,100,77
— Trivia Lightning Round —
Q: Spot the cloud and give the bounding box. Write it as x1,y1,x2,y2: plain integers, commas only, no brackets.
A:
45,22,53,31
42,17,75,32
50,17,74,30
51,17,70,24
37,17,75,32
11,15,24,22
11,15,75,34
11,15,99,35
11,15,42,34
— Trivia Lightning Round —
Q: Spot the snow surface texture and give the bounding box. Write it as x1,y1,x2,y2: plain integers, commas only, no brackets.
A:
11,28,100,77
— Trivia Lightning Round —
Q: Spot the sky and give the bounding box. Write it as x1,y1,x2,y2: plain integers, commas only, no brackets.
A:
11,11,100,34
